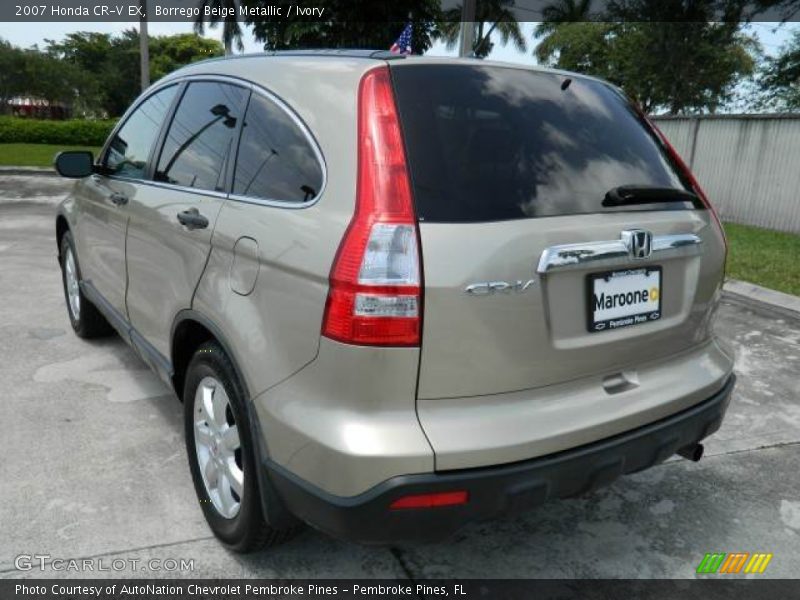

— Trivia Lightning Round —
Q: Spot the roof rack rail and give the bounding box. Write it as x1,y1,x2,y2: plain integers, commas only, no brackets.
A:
173,49,408,71
265,49,407,60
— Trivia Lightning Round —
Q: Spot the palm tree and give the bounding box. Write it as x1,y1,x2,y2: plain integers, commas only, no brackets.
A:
438,0,526,59
139,0,150,89
534,0,594,59
195,0,244,55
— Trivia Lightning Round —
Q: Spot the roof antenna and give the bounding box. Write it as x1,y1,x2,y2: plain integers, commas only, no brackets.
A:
561,78,573,91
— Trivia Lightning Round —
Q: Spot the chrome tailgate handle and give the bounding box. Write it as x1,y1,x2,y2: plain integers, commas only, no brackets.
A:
537,232,702,274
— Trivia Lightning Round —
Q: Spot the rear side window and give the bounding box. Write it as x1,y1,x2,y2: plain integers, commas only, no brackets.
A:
390,65,690,222
233,93,323,203
104,85,177,179
155,81,248,192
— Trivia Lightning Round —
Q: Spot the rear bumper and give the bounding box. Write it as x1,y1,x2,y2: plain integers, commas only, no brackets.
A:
266,374,735,544
418,339,735,471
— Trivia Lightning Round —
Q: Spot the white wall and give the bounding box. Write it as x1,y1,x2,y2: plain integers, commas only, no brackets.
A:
652,115,800,234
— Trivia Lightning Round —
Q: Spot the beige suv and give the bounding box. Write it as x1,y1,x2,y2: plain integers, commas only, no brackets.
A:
54,51,735,552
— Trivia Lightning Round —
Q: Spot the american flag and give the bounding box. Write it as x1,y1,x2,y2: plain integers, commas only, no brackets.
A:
390,23,413,55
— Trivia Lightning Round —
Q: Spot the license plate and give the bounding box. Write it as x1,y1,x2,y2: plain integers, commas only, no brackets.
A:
587,267,662,333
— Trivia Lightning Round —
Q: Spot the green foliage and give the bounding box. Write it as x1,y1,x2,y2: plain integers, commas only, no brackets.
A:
0,40,27,108
0,30,223,117
758,28,800,111
240,0,442,54
44,30,131,117
0,39,92,115
150,33,223,80
47,29,223,116
539,0,594,26
534,1,758,114
0,116,116,145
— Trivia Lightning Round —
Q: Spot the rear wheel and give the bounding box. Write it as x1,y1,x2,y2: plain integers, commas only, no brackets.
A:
59,231,113,338
184,341,297,552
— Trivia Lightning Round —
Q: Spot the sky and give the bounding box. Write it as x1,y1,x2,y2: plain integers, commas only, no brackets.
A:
2,20,796,62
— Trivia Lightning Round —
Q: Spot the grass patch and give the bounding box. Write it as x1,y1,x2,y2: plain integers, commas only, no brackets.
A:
0,143,102,168
725,222,800,296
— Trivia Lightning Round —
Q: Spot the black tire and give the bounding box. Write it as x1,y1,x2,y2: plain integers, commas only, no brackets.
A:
59,231,113,338
183,341,297,552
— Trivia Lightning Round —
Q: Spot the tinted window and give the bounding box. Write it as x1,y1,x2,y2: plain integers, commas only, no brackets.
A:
391,65,691,222
233,94,323,203
104,85,177,179
155,81,247,192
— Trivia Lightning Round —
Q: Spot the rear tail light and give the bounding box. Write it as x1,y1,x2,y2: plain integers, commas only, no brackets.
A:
322,66,422,347
644,115,728,253
389,491,469,510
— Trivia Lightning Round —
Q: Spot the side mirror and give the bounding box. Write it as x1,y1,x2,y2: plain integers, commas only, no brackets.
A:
54,151,95,178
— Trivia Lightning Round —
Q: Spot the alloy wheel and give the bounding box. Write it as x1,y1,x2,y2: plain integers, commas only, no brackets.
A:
193,376,243,519
64,248,81,320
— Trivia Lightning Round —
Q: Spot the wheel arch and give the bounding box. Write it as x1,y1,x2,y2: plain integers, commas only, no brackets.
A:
170,309,251,403
56,213,70,258
171,309,299,529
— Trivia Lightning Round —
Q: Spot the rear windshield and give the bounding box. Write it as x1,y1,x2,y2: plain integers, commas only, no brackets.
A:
390,64,693,222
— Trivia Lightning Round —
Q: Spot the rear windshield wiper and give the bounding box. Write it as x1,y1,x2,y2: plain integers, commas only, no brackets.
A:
603,185,699,207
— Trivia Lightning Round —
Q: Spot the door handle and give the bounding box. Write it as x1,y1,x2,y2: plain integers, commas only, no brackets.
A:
177,208,209,230
109,192,128,206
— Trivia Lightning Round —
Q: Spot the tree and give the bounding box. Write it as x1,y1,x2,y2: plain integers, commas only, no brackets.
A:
150,33,223,79
540,0,594,23
194,0,243,54
0,39,27,113
238,0,442,54
437,0,526,58
24,49,90,110
0,38,93,116
535,0,594,41
45,32,120,114
48,31,139,116
759,28,800,110
47,30,223,116
534,0,758,114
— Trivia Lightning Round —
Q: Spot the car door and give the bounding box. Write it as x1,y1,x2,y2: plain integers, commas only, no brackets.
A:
124,80,249,362
77,84,179,317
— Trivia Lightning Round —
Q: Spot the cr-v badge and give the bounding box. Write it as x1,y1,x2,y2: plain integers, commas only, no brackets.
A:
465,280,537,295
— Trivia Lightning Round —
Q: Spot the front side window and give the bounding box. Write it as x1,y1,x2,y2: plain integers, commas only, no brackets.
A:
233,93,323,203
155,81,248,192
104,85,177,179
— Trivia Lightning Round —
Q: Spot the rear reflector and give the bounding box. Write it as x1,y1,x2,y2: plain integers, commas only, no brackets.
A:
389,491,469,510
321,66,422,346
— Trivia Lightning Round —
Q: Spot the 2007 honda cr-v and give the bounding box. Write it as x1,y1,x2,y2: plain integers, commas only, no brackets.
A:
54,50,735,552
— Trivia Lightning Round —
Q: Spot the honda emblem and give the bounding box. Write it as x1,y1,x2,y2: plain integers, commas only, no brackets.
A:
622,229,653,260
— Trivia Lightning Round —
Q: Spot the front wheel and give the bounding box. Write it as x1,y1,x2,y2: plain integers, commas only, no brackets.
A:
184,342,297,552
59,231,113,338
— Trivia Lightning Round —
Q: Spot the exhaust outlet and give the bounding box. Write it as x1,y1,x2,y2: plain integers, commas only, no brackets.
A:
677,443,704,462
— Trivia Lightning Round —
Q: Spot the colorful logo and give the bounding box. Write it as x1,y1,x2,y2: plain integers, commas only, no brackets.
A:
696,552,773,574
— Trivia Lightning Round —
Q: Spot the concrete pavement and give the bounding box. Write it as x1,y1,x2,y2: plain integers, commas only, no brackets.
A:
1,176,798,579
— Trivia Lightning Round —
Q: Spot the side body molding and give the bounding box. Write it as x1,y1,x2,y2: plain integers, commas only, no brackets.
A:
81,280,173,386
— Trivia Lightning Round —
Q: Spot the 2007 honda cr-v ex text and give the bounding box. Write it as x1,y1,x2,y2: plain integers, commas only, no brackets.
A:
54,51,735,552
